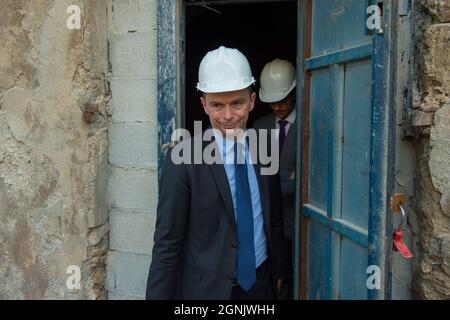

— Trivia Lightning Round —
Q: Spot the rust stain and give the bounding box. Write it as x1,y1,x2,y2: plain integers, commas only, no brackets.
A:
11,219,49,299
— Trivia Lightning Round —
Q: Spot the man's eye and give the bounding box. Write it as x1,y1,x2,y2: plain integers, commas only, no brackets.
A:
233,102,242,108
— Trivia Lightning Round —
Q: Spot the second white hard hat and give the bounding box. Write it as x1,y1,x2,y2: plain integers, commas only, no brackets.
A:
197,46,256,93
259,59,296,103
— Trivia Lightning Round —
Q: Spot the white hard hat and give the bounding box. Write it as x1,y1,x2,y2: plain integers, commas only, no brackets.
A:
259,59,296,103
196,46,256,93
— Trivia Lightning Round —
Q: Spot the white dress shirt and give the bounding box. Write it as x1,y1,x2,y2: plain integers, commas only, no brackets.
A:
275,109,296,139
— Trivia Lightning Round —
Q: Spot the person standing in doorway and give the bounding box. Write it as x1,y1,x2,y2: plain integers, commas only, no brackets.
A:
146,46,287,300
253,58,297,299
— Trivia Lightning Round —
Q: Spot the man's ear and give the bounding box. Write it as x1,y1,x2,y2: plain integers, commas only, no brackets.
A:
249,92,256,112
200,96,209,115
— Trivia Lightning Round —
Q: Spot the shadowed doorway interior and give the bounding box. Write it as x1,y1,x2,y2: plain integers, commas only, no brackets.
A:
184,1,298,134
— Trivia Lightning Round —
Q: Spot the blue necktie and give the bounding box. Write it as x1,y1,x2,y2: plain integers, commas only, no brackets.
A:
234,142,256,291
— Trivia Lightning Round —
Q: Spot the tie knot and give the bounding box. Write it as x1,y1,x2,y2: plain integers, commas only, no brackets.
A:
233,141,246,165
278,120,288,128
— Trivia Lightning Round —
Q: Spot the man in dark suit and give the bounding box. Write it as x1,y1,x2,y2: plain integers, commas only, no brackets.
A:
253,59,297,299
146,46,287,300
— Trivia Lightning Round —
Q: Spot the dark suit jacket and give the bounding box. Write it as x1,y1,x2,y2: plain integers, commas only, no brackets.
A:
253,113,296,240
146,134,287,300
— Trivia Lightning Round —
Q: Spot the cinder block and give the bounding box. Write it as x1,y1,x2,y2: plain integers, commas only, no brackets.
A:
107,0,156,35
106,250,151,297
109,122,158,168
108,166,158,211
110,209,156,255
111,78,157,122
109,32,156,78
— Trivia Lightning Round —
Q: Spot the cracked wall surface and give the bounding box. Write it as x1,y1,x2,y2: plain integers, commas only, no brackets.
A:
411,0,450,299
0,0,110,299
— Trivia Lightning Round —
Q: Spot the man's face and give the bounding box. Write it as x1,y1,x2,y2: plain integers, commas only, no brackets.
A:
201,88,256,136
269,93,296,120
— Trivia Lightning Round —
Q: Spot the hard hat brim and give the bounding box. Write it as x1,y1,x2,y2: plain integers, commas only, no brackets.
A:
259,82,296,103
197,78,256,93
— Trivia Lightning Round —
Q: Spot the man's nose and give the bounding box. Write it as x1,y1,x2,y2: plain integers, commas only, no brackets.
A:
223,107,233,119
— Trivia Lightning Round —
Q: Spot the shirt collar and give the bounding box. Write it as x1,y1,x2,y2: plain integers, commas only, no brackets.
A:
213,129,247,158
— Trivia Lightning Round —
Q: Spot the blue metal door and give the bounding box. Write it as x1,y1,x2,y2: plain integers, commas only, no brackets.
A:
298,0,393,300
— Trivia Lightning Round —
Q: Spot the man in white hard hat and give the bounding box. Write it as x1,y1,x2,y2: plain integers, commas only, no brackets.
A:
146,46,287,300
254,58,297,299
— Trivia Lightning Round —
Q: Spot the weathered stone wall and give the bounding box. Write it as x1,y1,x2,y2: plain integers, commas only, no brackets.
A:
0,0,110,299
411,0,450,299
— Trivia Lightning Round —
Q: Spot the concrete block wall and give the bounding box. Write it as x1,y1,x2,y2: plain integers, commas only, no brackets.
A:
106,0,158,299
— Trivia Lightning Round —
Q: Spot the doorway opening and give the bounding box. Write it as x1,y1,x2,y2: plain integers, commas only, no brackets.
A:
183,0,298,134
157,0,397,300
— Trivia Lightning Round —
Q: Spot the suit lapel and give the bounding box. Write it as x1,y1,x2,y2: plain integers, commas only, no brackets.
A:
255,116,275,232
253,147,271,235
267,113,276,130
206,139,237,229
281,119,296,162
264,114,276,159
